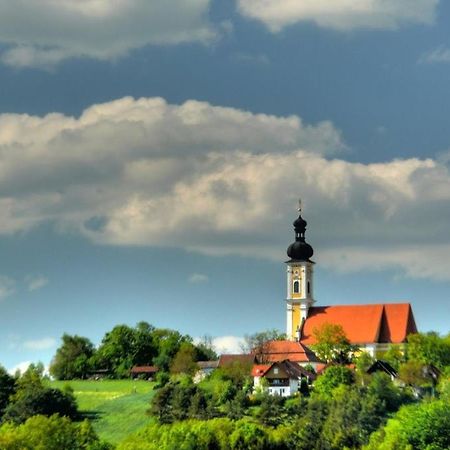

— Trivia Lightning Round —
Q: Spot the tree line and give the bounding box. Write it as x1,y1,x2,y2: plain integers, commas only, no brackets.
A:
49,321,217,380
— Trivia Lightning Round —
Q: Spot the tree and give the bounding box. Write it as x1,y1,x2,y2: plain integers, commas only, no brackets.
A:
0,365,15,417
398,360,434,387
407,332,450,370
366,399,450,450
50,334,95,380
3,365,78,424
242,329,286,363
311,322,356,363
194,335,218,361
170,342,197,375
152,329,192,372
313,365,354,398
0,415,112,450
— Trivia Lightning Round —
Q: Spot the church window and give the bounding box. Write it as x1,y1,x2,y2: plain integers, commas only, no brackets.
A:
293,280,300,294
307,281,310,294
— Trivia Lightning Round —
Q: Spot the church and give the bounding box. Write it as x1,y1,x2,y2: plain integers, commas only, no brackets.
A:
261,203,418,365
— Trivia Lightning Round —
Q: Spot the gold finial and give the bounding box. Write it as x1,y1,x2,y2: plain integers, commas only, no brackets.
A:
298,198,302,213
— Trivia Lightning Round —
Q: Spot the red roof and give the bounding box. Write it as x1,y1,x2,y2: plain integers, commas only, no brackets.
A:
254,340,320,363
251,364,271,377
301,303,417,345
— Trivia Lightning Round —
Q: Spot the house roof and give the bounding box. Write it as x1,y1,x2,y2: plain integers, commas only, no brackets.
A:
367,360,398,378
251,364,271,377
197,360,219,370
218,354,255,367
130,366,159,374
254,360,316,380
254,340,321,363
300,303,417,345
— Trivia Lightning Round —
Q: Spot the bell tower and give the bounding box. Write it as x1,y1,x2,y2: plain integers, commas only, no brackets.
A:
286,200,315,341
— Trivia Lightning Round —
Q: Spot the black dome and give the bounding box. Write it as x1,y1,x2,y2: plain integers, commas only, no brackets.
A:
286,208,314,261
287,241,314,261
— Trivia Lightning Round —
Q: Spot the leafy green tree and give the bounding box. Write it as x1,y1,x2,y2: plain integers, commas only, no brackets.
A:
399,360,434,387
257,393,286,427
311,323,356,363
407,332,450,370
367,372,410,413
0,366,15,417
0,415,111,450
3,366,78,424
50,334,95,380
225,390,247,421
313,365,354,398
194,335,218,361
170,342,197,375
152,329,192,372
365,399,450,450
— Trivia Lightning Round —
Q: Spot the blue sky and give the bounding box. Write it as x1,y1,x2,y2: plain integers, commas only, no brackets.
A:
0,0,449,372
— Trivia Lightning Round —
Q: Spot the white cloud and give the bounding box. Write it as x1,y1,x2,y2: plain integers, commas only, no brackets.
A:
419,46,450,64
212,336,245,354
0,97,450,280
0,0,215,68
188,273,209,284
23,337,57,351
8,361,32,375
237,0,438,32
25,275,49,292
0,276,15,300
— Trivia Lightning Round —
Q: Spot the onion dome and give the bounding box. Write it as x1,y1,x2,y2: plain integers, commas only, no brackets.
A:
287,202,314,261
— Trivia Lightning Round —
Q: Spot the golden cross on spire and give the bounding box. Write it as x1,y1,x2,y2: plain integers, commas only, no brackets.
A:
298,198,302,213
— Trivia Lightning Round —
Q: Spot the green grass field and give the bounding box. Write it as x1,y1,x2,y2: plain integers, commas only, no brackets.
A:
51,379,156,444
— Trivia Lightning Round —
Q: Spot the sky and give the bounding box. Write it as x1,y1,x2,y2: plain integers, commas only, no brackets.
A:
0,0,450,373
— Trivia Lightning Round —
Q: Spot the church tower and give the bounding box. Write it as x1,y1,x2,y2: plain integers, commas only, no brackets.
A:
286,201,315,341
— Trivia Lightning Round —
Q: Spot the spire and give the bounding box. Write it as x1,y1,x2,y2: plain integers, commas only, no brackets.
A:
287,199,314,261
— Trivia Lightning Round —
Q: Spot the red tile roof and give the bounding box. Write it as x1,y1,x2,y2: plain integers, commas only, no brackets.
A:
301,303,417,345
255,340,320,363
251,364,271,377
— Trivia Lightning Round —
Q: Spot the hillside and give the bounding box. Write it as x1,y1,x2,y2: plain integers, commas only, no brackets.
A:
51,379,156,444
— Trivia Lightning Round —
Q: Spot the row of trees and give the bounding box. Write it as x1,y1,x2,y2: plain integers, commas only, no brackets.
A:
50,322,217,380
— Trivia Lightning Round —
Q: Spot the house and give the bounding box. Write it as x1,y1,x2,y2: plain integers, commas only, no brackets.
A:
252,360,316,397
367,360,398,381
193,360,219,383
130,365,159,380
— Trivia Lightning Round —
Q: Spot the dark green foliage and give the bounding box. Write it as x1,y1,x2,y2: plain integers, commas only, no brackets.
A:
150,379,216,424
225,389,248,420
50,334,95,380
256,393,286,427
0,366,15,418
2,365,79,424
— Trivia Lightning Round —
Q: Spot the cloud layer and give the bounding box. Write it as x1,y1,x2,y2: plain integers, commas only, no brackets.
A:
0,96,450,280
0,0,215,68
238,0,438,32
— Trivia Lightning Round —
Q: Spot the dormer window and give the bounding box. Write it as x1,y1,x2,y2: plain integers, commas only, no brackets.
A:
293,280,300,294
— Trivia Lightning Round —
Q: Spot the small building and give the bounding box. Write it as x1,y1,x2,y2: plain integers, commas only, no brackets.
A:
193,360,219,383
252,360,315,397
367,360,398,381
130,365,159,380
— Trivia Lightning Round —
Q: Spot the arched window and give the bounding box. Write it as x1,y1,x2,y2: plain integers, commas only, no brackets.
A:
293,280,300,294
307,281,311,294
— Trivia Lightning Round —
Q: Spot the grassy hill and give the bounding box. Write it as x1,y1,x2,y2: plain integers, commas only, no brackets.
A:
51,379,156,444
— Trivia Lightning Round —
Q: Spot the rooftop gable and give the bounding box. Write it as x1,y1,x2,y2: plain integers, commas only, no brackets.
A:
301,303,416,345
